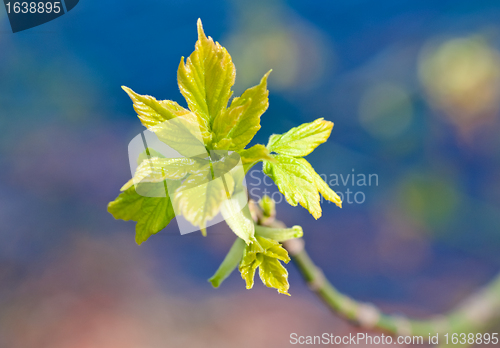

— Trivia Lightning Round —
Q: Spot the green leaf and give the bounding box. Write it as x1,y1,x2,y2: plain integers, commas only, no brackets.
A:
259,256,290,296
267,118,333,157
263,155,321,218
258,236,290,262
122,86,189,128
255,225,303,242
151,115,210,157
172,169,235,232
237,144,275,172
121,157,203,192
208,151,256,243
209,238,246,288
108,185,176,245
108,186,147,222
122,86,212,145
177,19,235,129
262,118,341,218
135,191,176,244
239,236,290,295
137,148,164,166
239,239,264,289
212,71,271,150
263,154,341,219
221,197,256,245
303,158,343,207
240,253,262,290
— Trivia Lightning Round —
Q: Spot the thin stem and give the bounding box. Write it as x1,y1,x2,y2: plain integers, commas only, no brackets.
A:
284,237,500,338
262,215,500,345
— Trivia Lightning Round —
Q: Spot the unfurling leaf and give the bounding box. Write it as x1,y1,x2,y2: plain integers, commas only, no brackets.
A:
108,185,176,245
255,224,303,242
239,235,291,295
239,239,264,290
240,253,262,290
209,238,246,288
259,257,290,296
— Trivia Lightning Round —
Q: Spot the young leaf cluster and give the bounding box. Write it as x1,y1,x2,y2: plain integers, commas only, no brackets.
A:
108,19,341,295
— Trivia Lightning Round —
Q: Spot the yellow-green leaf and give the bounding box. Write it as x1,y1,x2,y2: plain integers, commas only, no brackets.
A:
259,256,290,296
212,71,271,150
267,118,333,157
263,154,341,219
239,242,264,289
108,185,176,245
221,198,256,245
263,155,322,218
237,144,275,172
137,148,164,166
151,112,211,156
303,159,342,208
258,236,291,262
121,157,203,192
108,186,146,222
177,19,236,129
238,236,290,295
172,169,235,232
135,192,175,244
122,86,190,129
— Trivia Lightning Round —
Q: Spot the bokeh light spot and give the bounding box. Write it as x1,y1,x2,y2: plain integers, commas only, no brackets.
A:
398,174,461,233
359,82,413,139
419,36,500,135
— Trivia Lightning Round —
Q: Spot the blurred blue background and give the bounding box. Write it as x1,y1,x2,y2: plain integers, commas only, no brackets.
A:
2,0,500,347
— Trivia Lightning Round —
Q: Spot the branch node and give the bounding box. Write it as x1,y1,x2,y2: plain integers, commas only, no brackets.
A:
430,315,451,334
461,291,498,325
356,303,381,329
283,238,305,256
394,316,412,336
